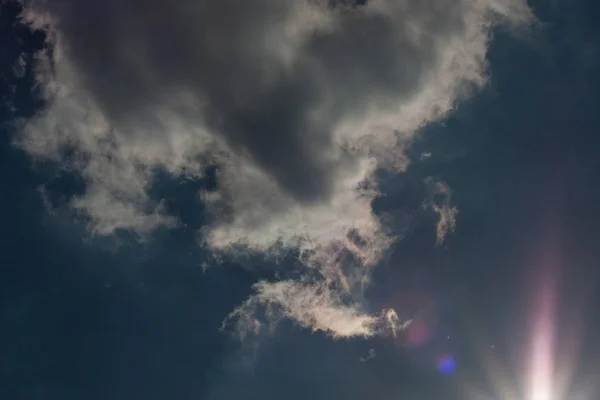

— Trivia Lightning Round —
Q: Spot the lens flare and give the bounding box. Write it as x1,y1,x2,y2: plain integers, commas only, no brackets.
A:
437,354,457,375
458,213,593,400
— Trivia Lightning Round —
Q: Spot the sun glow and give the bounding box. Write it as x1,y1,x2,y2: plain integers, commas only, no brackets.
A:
527,282,555,400
459,222,593,400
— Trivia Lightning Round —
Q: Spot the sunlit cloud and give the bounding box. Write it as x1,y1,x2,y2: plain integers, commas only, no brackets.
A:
14,0,533,339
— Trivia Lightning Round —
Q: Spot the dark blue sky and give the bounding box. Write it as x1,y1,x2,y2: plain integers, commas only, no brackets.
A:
2,1,600,399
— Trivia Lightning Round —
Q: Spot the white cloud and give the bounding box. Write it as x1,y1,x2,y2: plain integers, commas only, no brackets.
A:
14,0,533,339
224,279,408,339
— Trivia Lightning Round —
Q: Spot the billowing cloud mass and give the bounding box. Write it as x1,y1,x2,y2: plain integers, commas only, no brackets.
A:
14,0,532,338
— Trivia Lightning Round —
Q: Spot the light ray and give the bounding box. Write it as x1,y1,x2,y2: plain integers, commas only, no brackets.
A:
527,278,556,400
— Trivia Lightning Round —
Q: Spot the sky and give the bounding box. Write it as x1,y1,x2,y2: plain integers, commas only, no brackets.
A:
1,0,600,399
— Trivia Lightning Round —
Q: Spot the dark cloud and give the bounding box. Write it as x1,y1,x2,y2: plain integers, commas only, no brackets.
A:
23,0,503,202
15,0,532,339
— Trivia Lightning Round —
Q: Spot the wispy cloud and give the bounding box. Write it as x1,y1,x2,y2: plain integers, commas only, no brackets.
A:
14,0,532,338
224,279,408,339
425,178,458,245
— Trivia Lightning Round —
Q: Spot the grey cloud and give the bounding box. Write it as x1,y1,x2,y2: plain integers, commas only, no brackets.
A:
16,0,532,338
23,0,502,202
26,0,339,202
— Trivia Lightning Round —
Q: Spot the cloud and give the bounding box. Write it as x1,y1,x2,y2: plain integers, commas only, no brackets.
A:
223,279,407,339
433,204,458,244
425,178,458,245
360,348,377,362
14,0,532,338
